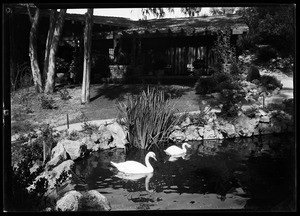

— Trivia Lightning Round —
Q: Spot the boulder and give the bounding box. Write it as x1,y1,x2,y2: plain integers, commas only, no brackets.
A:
203,125,223,140
258,109,267,116
47,160,75,190
257,122,274,135
234,115,258,137
260,116,270,123
169,130,186,141
60,139,87,161
81,137,96,151
56,190,82,211
184,125,202,141
219,123,238,139
47,142,68,168
79,190,111,211
106,122,128,149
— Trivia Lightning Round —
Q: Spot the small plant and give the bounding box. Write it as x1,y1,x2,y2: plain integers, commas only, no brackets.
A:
77,112,99,135
189,105,212,126
117,87,184,150
59,88,71,100
40,95,57,109
246,65,261,82
54,170,70,188
67,130,81,141
38,124,57,165
243,105,259,118
259,75,283,91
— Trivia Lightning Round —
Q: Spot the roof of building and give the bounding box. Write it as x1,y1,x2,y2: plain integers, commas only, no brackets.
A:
12,4,248,36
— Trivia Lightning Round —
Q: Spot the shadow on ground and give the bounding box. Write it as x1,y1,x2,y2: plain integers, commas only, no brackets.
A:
90,84,194,101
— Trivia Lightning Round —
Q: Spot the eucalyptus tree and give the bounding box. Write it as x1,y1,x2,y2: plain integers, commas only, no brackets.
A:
27,4,67,93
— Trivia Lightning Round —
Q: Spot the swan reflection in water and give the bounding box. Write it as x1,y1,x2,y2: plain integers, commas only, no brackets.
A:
114,172,154,192
167,153,191,162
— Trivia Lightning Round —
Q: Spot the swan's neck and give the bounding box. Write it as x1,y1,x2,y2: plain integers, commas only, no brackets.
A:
182,143,189,151
145,155,153,171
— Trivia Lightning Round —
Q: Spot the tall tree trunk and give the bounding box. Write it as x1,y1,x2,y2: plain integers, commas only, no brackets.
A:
44,9,67,94
81,9,93,104
43,9,57,85
28,7,43,93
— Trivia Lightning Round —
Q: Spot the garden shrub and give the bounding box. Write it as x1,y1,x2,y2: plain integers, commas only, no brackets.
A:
58,88,71,100
40,95,57,110
230,62,241,75
215,80,240,92
212,72,233,84
11,62,33,92
243,105,259,118
212,72,240,92
219,89,245,118
195,72,241,95
211,62,224,74
246,65,261,82
283,98,294,116
195,77,217,95
117,87,184,150
259,75,283,90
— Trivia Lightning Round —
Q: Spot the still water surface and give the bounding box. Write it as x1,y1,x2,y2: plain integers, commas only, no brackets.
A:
73,134,295,211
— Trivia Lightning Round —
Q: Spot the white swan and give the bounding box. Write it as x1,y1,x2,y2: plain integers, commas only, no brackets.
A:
110,151,157,174
164,142,191,156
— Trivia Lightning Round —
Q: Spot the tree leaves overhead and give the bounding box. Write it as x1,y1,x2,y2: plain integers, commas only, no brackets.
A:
236,6,295,56
140,7,201,19
181,7,202,17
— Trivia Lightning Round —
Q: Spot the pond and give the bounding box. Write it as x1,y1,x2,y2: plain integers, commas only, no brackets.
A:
72,134,295,211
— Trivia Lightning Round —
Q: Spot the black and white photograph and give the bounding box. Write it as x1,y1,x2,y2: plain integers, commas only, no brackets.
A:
2,3,296,212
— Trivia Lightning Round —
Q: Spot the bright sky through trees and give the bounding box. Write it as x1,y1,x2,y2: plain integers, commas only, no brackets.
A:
67,7,211,20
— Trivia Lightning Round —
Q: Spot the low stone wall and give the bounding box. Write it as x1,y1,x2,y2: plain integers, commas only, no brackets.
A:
170,110,293,142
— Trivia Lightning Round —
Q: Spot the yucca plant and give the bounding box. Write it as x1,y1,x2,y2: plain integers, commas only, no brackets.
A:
117,87,183,150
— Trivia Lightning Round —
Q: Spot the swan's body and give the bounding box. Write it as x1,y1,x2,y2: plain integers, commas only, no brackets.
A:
164,143,191,156
110,152,156,174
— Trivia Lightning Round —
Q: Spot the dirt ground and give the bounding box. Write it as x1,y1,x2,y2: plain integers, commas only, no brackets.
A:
10,84,200,131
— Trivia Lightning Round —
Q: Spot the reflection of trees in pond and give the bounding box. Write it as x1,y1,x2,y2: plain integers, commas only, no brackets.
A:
240,150,295,210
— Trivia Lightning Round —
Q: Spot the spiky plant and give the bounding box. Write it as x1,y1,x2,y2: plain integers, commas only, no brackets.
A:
117,87,183,150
